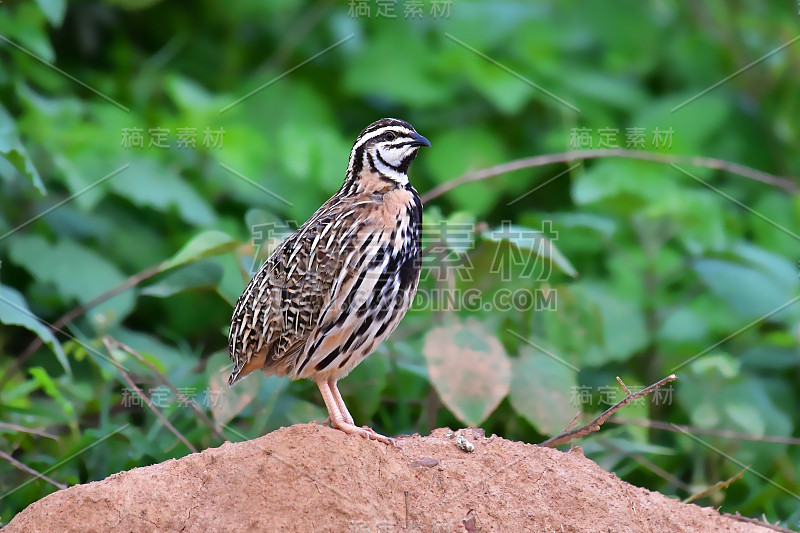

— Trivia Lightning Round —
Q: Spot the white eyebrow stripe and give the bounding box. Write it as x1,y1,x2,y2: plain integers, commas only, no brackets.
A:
351,126,414,153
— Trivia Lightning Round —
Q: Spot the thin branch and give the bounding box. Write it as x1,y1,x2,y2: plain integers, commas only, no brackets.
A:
0,449,67,490
562,411,581,433
0,261,167,393
684,467,747,504
103,336,226,442
421,148,798,203
615,376,632,395
539,374,678,448
0,422,57,440
599,438,692,492
609,418,800,445
102,337,197,453
723,512,797,533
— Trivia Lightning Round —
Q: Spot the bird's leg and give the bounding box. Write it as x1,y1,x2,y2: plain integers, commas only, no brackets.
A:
315,380,395,445
328,379,354,425
328,379,396,445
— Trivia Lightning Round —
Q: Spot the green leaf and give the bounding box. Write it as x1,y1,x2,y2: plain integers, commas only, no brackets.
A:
165,74,216,112
751,192,799,255
680,361,792,440
657,307,708,343
213,253,248,307
34,0,67,26
584,285,649,364
509,346,577,435
423,127,508,216
141,261,223,298
732,242,798,295
740,345,799,370
0,105,45,193
462,53,531,114
344,27,449,107
681,195,728,254
483,223,578,278
550,212,617,239
572,160,680,211
632,95,729,153
7,235,135,327
161,230,238,271
561,70,647,110
29,366,75,419
103,0,164,9
110,158,216,226
338,353,389,423
0,284,70,375
694,259,795,323
0,5,55,61
422,317,510,426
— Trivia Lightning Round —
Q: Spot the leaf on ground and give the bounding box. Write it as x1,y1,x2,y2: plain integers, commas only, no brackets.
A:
509,346,577,435
423,317,510,426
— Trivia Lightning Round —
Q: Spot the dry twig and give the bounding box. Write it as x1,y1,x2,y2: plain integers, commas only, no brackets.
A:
539,374,678,448
0,262,166,393
599,438,692,492
609,418,800,445
0,449,66,490
102,337,198,453
0,422,57,440
723,513,796,533
684,467,747,504
421,148,798,203
103,336,226,442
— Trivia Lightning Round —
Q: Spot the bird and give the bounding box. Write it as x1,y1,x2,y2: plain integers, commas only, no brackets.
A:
228,118,430,445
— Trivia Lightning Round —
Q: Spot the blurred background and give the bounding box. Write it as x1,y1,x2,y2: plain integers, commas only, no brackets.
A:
1,0,799,526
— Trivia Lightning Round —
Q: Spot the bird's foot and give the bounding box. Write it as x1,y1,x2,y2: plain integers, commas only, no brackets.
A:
322,413,354,426
331,420,396,446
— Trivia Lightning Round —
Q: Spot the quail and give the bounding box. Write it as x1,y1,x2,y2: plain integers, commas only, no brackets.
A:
228,118,430,444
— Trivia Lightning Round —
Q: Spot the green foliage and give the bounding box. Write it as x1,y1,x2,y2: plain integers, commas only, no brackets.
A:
0,286,68,374
1,0,800,528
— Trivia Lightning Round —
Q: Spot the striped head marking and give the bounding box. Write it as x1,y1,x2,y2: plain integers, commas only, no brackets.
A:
347,118,431,185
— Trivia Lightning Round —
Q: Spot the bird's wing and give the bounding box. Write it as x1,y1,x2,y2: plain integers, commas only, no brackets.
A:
228,200,358,383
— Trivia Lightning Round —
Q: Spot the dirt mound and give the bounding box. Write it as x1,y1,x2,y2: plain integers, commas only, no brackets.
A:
5,424,772,532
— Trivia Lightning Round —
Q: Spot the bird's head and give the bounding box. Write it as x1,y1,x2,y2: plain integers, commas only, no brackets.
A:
346,118,430,186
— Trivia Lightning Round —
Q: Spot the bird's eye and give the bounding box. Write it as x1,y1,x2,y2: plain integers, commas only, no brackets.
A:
384,131,396,141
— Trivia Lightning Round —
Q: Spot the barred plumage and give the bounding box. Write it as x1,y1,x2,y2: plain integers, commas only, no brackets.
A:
228,118,430,444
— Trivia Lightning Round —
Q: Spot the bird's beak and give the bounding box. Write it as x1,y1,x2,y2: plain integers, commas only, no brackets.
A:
409,132,431,147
